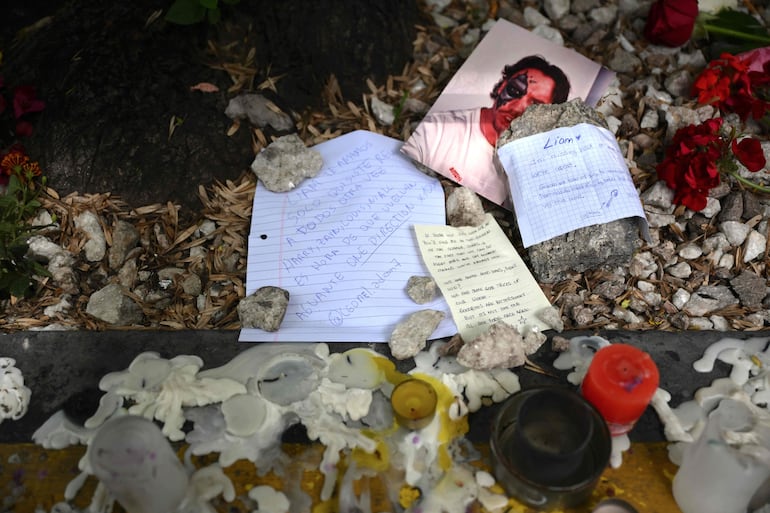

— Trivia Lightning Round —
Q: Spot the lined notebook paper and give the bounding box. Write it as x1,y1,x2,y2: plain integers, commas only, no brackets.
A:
240,130,457,342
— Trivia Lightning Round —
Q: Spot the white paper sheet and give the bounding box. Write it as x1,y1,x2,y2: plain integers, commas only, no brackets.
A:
414,214,551,342
497,123,649,247
240,130,457,342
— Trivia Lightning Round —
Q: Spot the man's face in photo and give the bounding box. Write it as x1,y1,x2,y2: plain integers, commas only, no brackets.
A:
491,68,556,134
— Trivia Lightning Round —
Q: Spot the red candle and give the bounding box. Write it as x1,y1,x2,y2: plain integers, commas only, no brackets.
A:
580,344,659,436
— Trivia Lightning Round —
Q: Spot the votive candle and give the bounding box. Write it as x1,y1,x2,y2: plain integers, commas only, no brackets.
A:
390,378,438,430
580,344,659,436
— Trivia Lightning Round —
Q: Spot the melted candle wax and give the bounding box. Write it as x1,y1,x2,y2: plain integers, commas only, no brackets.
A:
32,342,521,513
647,336,770,513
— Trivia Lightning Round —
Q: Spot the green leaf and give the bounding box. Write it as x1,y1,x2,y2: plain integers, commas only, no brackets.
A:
165,0,207,25
220,0,240,5
199,0,218,9
206,7,221,24
703,9,770,47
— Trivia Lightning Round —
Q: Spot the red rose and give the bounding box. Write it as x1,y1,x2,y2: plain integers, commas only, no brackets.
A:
644,0,699,47
732,137,766,172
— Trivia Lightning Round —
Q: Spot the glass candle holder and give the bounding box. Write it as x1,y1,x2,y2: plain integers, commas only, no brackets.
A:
510,387,594,485
390,378,438,430
580,344,659,436
489,387,611,510
89,415,190,513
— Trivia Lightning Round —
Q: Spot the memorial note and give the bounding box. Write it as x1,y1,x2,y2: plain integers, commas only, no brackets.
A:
240,130,457,342
498,122,649,248
414,214,551,341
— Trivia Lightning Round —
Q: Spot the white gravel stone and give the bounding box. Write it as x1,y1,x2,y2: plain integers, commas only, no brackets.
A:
370,96,395,125
709,315,730,331
531,25,564,45
743,230,767,262
703,233,730,252
678,244,703,260
544,0,570,20
689,317,714,330
640,109,659,129
719,221,751,246
699,197,721,218
524,6,551,26
636,280,654,292
629,252,657,278
666,262,691,279
718,253,735,269
613,307,642,324
74,211,107,262
640,181,674,210
672,288,691,309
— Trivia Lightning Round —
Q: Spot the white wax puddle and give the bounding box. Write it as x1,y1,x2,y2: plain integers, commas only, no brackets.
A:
32,341,522,513
35,334,770,512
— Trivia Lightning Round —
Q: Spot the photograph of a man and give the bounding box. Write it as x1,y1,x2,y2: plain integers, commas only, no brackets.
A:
401,55,570,209
400,19,614,210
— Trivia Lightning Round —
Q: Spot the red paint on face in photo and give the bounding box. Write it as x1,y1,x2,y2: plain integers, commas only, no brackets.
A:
491,68,556,134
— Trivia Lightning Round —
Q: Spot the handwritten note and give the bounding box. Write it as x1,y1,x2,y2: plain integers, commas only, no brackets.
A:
240,130,457,342
414,214,551,342
497,123,649,248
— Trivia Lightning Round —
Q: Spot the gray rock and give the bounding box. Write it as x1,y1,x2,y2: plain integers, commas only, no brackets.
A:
237,286,290,332
74,211,106,262
663,70,694,98
743,230,767,262
498,100,644,283
528,218,642,283
405,276,440,304
86,283,143,325
544,0,570,20
446,187,486,227
717,192,743,222
456,321,526,370
608,48,642,74
719,221,750,246
389,309,445,360
250,134,324,193
742,190,764,220
180,273,203,297
683,285,738,317
536,306,564,332
730,270,767,308
109,220,139,270
589,5,617,24
224,93,295,132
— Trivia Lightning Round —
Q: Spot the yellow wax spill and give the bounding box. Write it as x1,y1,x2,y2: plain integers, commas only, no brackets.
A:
313,500,336,513
373,354,411,385
351,439,390,472
411,372,469,471
399,485,421,509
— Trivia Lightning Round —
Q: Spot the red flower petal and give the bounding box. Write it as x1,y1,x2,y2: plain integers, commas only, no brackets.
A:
732,137,766,172
12,85,45,118
643,0,698,47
